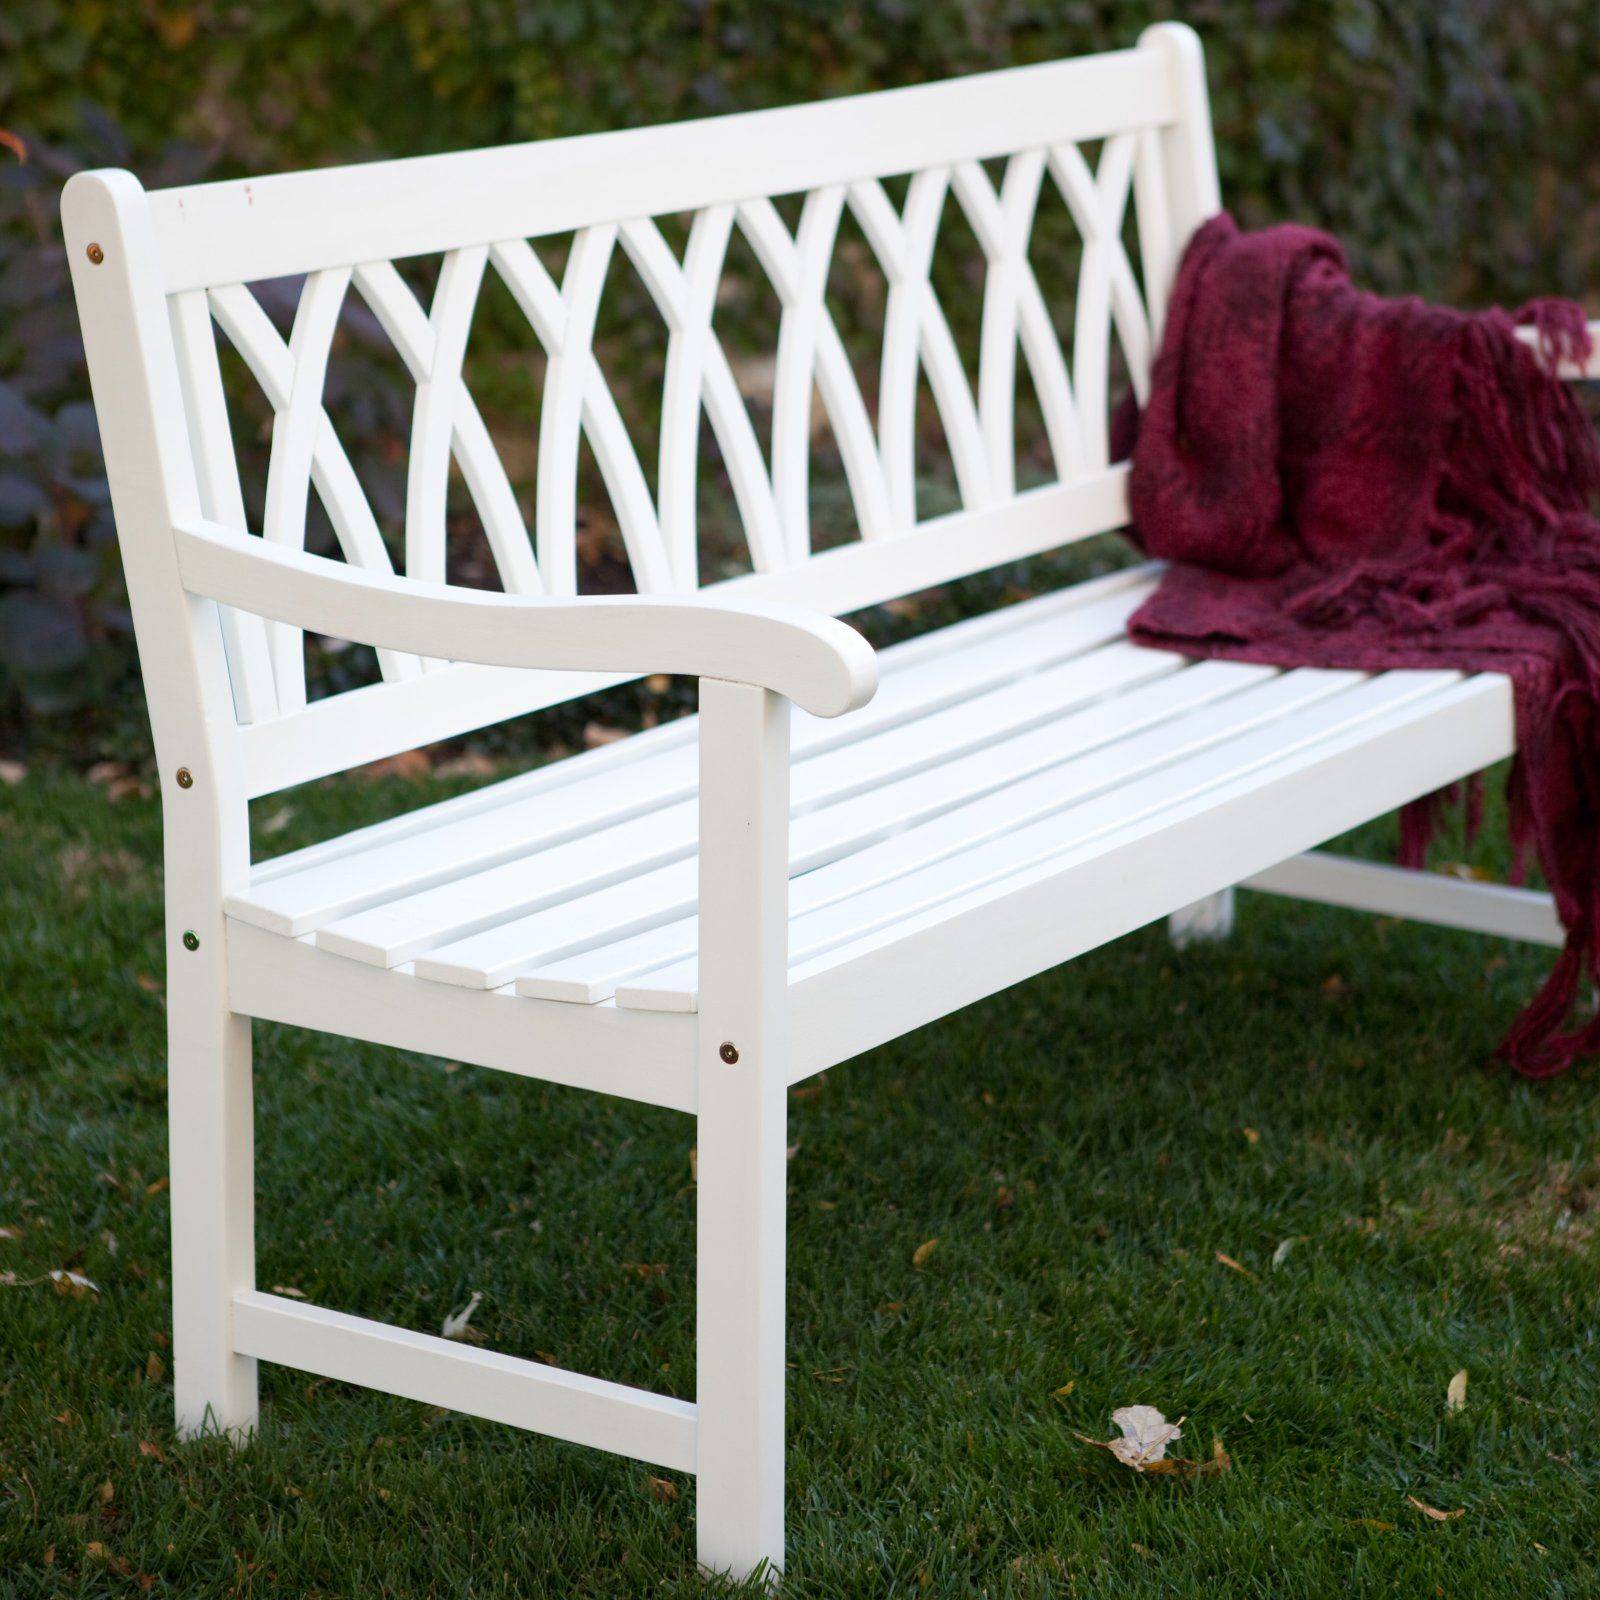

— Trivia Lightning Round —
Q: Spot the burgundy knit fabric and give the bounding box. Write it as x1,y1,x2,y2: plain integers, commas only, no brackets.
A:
1119,213,1600,1078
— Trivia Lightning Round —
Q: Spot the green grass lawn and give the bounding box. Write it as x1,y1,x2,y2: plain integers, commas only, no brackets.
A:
1,765,1597,1597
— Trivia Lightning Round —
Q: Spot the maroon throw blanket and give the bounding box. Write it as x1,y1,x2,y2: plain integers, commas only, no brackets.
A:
1118,213,1600,1078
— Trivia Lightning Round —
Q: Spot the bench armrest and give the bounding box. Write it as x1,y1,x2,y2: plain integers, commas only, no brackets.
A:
173,518,877,718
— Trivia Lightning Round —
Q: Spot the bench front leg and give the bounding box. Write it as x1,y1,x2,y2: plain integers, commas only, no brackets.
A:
168,918,258,1439
695,679,790,1584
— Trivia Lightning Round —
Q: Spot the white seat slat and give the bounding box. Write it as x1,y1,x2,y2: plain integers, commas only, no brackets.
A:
414,637,1181,990
228,577,1152,936
518,660,1333,1006
613,668,1468,1010
435,655,1349,998
311,621,1195,968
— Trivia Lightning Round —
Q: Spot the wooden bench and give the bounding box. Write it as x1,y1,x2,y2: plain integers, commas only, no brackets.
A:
65,24,1578,1580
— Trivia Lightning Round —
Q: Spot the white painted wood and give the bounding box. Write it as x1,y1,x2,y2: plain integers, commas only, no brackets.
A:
242,587,1150,941
311,645,1244,970
62,167,260,1441
167,290,277,721
616,670,1483,1011
1245,853,1563,946
1514,320,1600,380
233,1290,696,1471
146,49,1172,292
694,681,789,1581
352,260,540,596
226,919,697,1112
789,674,1515,1079
233,472,1136,797
1168,890,1236,947
173,517,878,718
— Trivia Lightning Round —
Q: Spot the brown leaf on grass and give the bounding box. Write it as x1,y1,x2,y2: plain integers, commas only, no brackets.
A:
0,1225,21,1240
1348,1517,1394,1531
1214,1251,1256,1280
582,722,628,749
50,1269,99,1297
1407,1495,1465,1522
271,1285,308,1299
911,1238,938,1269
145,1352,165,1383
358,749,433,781
1241,1127,1260,1145
136,1440,166,1462
647,1475,680,1502
1051,1380,1076,1399
145,1177,169,1198
433,751,500,780
1447,1369,1468,1414
135,974,161,994
97,1480,114,1504
1438,861,1495,883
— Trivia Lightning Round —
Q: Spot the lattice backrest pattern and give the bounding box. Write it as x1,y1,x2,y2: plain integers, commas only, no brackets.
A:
147,31,1219,784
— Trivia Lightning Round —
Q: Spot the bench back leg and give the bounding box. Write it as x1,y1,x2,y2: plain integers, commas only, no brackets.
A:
168,950,259,1438
1168,888,1237,948
695,681,790,1583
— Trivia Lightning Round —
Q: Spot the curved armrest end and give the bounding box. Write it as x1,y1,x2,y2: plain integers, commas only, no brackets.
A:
172,519,878,717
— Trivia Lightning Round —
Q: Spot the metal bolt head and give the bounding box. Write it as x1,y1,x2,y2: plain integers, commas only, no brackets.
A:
181,930,200,951
175,767,194,789
719,1041,740,1065
86,242,104,265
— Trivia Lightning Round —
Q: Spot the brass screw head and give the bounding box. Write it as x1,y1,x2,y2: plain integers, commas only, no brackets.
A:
175,767,194,789
86,242,104,265
719,1041,740,1065
181,930,200,951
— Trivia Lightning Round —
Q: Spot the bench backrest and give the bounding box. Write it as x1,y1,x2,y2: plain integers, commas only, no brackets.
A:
65,25,1218,804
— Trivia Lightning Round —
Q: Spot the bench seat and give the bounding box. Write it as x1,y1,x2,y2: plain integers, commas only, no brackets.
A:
228,563,1514,1077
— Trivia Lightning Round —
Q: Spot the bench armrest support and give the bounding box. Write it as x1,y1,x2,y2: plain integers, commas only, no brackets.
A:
173,518,877,718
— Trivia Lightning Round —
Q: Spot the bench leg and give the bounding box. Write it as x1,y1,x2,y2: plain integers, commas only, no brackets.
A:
168,955,258,1440
1168,888,1236,948
695,681,788,1583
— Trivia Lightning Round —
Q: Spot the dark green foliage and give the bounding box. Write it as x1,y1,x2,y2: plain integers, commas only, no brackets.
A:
1,1,1597,748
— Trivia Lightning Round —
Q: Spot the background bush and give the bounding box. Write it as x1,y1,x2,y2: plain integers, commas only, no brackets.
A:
2,0,1597,754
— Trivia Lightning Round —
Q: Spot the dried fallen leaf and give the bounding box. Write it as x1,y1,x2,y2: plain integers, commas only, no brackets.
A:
136,1440,166,1462
145,1176,169,1197
145,1352,165,1383
582,722,628,748
1051,1380,1076,1399
1075,1405,1184,1471
1407,1495,1465,1523
1447,1369,1468,1414
441,1291,484,1341
50,1269,99,1298
0,1225,21,1240
1214,1250,1255,1280
648,1474,680,1502
271,1285,308,1299
1242,1127,1260,1145
1271,1238,1296,1269
1348,1517,1394,1532
261,806,297,835
911,1238,938,1269
98,1479,114,1504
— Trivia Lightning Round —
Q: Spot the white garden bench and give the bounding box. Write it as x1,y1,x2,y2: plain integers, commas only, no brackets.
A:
65,23,1583,1580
